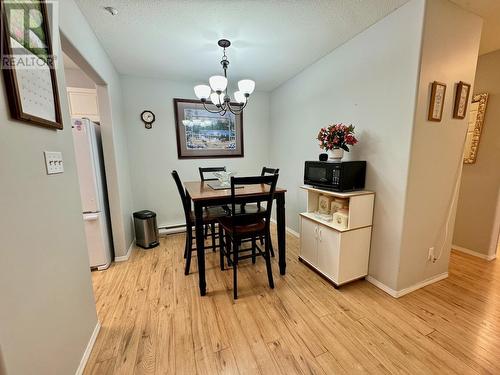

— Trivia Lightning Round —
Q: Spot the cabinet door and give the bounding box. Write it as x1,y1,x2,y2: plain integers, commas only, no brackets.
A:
317,226,340,282
300,217,318,266
67,88,100,122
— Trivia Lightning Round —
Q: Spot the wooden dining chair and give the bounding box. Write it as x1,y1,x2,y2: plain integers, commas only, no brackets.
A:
199,166,226,181
171,170,228,275
239,167,279,256
218,174,279,299
199,166,227,239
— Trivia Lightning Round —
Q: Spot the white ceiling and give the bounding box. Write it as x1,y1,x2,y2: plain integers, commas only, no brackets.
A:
74,0,500,92
74,0,409,91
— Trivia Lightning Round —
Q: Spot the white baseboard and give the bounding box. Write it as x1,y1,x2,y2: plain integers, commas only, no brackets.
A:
452,244,496,261
75,321,101,375
270,218,300,238
158,221,301,238
115,240,134,262
366,272,449,298
159,225,186,235
365,276,399,297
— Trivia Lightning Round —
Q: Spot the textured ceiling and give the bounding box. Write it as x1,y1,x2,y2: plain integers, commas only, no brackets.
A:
74,0,500,91
74,0,409,91
449,0,500,56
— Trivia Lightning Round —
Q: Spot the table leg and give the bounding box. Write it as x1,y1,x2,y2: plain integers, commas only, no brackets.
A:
276,192,286,275
194,202,206,295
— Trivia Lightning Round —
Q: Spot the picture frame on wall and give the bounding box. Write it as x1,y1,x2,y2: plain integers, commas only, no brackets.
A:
463,93,488,164
453,81,471,119
173,98,244,159
1,0,63,129
428,81,446,122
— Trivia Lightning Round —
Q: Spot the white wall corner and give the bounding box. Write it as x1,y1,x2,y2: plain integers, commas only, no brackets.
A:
367,272,448,298
270,218,300,238
366,276,399,298
115,240,134,262
75,322,101,375
452,245,497,261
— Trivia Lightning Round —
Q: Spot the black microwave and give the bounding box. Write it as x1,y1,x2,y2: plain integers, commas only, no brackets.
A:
304,161,366,192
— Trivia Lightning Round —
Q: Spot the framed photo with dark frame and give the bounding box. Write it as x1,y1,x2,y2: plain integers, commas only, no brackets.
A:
428,81,446,122
173,98,244,159
453,81,471,119
1,0,63,129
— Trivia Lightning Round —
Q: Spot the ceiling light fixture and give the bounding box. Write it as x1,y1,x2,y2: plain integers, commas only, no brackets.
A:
104,6,118,16
194,39,255,115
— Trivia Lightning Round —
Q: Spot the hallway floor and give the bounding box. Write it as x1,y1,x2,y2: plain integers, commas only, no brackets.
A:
84,230,500,374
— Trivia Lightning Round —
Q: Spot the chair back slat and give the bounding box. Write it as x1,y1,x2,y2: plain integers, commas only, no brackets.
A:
171,170,192,225
261,167,279,176
199,166,226,181
229,174,279,229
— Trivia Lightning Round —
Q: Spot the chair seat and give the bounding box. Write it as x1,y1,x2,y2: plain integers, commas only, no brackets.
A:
218,216,266,237
189,206,229,223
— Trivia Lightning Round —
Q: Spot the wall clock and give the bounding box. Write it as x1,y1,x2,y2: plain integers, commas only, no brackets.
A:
141,110,156,129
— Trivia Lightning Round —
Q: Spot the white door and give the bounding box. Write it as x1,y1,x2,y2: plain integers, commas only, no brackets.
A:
300,217,318,265
83,212,111,269
317,225,340,283
73,120,100,213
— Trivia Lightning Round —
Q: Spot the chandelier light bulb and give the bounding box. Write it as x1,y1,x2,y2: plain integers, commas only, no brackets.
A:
238,79,255,95
210,92,223,106
194,84,211,100
234,91,247,104
209,75,228,92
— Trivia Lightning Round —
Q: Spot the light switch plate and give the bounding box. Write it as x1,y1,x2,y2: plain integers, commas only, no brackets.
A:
44,151,64,174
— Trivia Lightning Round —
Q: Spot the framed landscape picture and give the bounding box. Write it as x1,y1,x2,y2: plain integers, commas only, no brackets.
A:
173,98,244,159
1,0,62,129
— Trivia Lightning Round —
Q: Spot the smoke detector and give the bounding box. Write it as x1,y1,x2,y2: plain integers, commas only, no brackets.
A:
104,6,118,16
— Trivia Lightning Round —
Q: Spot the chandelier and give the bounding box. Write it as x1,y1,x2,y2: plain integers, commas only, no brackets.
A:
193,39,255,115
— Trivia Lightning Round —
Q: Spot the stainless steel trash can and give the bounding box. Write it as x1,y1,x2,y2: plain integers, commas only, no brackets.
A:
133,210,159,249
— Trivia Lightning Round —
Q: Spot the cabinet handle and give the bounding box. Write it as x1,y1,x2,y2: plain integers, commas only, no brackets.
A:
319,228,322,241
314,226,318,239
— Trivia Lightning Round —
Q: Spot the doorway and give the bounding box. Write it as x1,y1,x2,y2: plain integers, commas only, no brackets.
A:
61,51,114,270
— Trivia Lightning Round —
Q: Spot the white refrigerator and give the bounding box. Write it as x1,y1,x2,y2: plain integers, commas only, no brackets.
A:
72,118,112,270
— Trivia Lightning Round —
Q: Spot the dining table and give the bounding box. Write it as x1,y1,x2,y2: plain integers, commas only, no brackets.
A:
184,181,287,296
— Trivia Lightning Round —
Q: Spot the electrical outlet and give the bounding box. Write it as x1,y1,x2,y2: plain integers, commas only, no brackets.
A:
44,151,64,175
428,247,435,261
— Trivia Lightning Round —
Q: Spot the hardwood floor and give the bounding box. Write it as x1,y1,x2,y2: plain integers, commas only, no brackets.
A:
84,229,500,374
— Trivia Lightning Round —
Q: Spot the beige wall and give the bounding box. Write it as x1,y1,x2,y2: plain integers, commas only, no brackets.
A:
59,0,135,257
453,49,500,258
269,0,426,290
0,7,98,375
397,0,482,290
120,76,271,228
64,67,95,89
268,0,482,294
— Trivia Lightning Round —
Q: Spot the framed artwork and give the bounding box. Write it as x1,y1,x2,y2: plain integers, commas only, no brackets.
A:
428,81,446,122
453,81,471,119
1,0,62,129
463,93,488,164
173,98,244,159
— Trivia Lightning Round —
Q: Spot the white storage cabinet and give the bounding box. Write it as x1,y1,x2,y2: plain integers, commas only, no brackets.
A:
299,185,375,287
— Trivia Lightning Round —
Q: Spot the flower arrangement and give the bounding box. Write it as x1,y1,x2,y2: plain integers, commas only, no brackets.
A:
317,123,358,152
